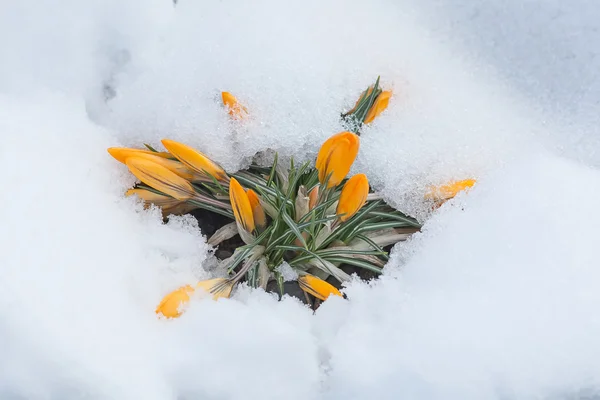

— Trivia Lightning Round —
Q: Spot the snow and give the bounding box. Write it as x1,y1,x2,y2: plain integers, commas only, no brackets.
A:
2,0,600,399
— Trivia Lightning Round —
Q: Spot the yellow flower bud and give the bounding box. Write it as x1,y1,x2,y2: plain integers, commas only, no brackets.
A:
364,90,392,124
118,151,198,181
222,92,248,120
125,157,196,201
155,278,233,318
246,189,266,229
315,132,360,188
425,179,476,201
337,173,369,222
161,139,228,181
229,178,255,232
155,285,195,318
298,275,342,301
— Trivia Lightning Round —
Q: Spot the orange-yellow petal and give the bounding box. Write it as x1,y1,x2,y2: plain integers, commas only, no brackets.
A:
161,139,227,181
337,173,369,222
229,178,255,232
126,188,181,208
298,275,342,301
125,157,196,201
156,285,195,318
108,147,171,164
222,92,248,120
315,132,360,188
196,278,234,300
123,152,197,181
425,179,476,201
246,189,267,229
364,90,392,124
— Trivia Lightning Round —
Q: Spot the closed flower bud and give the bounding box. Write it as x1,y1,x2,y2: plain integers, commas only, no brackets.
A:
246,189,267,229
425,179,476,201
229,178,255,233
298,275,342,301
155,285,195,318
155,279,234,318
222,92,248,120
337,173,369,222
161,139,228,181
108,147,171,164
126,157,196,201
364,90,392,124
315,132,360,188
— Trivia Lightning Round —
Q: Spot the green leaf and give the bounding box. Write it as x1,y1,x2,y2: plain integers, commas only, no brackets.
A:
144,143,159,152
324,256,383,274
226,246,254,273
186,199,233,219
367,210,420,228
281,212,307,247
320,200,382,248
266,152,278,188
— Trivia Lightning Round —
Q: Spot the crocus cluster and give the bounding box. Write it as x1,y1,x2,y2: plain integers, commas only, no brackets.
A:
108,81,474,319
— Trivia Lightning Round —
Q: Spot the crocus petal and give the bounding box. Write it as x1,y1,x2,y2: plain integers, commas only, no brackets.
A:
316,132,360,188
156,285,195,318
222,92,248,120
364,90,392,124
298,275,342,301
126,157,196,201
196,278,234,300
123,152,198,181
247,189,267,228
108,147,171,164
161,139,228,181
425,179,477,201
125,188,181,208
229,178,255,232
337,173,369,222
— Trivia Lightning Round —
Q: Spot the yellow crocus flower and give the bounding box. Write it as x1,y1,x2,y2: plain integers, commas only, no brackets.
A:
315,132,360,188
161,139,228,181
298,275,342,301
229,177,255,233
337,173,369,222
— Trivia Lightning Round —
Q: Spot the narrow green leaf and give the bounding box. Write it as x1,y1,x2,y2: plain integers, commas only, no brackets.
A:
281,212,307,247
324,256,383,274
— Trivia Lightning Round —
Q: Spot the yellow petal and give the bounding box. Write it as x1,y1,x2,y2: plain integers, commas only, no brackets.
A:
124,152,198,181
156,285,195,318
246,189,267,229
222,92,248,120
126,157,196,201
316,132,360,188
161,139,228,181
425,179,477,201
108,147,171,164
364,90,392,124
125,188,181,208
196,278,234,300
298,275,342,301
229,178,255,232
337,173,369,222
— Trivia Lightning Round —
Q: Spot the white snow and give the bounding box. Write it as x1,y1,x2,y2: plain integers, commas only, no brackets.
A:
1,0,600,399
